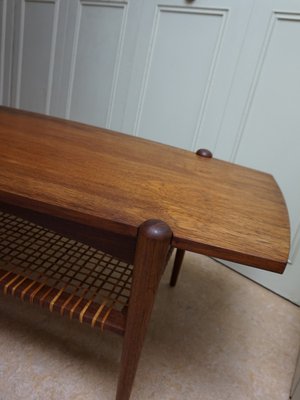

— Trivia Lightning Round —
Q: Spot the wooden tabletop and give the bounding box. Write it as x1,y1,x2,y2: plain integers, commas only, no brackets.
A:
0,107,290,273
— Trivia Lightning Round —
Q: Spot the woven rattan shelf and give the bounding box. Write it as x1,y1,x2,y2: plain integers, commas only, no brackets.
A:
0,211,133,335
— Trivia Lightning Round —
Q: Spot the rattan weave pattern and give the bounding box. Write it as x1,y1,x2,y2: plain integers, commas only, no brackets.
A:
0,211,133,332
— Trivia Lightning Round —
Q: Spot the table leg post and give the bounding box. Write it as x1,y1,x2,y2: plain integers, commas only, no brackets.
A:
116,220,172,400
170,249,185,287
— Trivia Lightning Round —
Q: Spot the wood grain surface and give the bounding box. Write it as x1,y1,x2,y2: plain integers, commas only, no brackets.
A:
0,107,290,272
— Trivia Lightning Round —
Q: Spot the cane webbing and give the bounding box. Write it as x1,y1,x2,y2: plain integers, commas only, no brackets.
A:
0,211,133,335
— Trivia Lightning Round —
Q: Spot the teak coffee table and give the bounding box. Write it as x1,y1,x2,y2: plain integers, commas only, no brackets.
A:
0,107,290,399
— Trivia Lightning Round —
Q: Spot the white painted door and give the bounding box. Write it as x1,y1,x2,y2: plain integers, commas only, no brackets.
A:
215,0,300,304
0,0,14,105
9,0,66,114
119,0,255,149
6,0,143,128
0,0,6,104
52,0,143,128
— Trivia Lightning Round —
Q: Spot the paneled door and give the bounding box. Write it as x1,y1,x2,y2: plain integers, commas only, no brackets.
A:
118,0,255,149
0,0,14,105
54,0,143,128
215,0,300,304
9,0,67,114
0,0,6,104
6,0,143,129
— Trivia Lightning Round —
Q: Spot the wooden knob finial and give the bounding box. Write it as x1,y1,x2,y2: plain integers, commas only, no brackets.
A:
196,149,213,158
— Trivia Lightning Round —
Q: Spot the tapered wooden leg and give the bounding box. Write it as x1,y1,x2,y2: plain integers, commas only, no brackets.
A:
116,220,172,400
169,249,185,287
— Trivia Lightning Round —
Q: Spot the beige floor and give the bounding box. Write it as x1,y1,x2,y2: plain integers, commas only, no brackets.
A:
0,252,299,400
